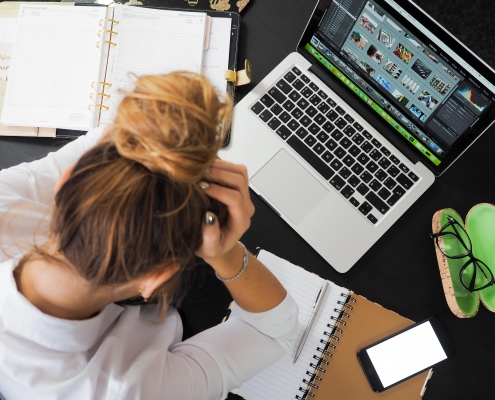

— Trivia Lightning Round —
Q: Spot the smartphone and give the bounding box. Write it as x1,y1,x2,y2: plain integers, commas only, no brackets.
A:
357,317,455,392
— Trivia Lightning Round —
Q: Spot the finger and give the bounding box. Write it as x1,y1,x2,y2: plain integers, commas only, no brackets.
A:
195,212,222,259
210,159,249,181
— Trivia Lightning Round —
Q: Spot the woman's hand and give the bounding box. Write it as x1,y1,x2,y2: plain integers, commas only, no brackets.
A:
195,159,254,263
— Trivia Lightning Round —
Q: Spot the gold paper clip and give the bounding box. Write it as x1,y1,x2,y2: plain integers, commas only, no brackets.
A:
225,59,252,86
98,30,118,37
99,18,120,26
88,104,110,111
89,92,111,99
91,81,112,88
96,40,117,48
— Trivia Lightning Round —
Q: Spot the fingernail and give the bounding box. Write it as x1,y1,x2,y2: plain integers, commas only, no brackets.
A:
205,211,216,226
198,181,210,190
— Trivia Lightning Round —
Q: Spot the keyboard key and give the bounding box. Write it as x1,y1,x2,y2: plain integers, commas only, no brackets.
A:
335,106,345,115
276,79,292,94
396,173,414,189
331,130,343,141
362,130,372,140
325,139,338,151
360,171,373,183
381,147,391,157
322,151,334,163
366,161,378,173
326,98,337,107
297,98,309,109
330,159,343,171
259,109,273,122
408,172,419,182
365,192,390,214
344,115,354,124
349,145,360,157
360,141,373,153
343,126,356,137
339,167,352,179
268,117,281,130
315,113,326,125
283,100,295,111
353,122,363,131
387,193,401,206
268,87,287,103
260,94,275,107
334,147,346,159
375,169,387,181
292,79,304,90
383,177,396,190
309,94,322,106
251,102,264,114
367,214,378,224
390,155,400,165
357,154,370,165
309,123,320,135
352,133,364,145
326,109,338,121
322,121,335,133
378,157,391,169
300,74,310,84
316,132,329,143
271,103,283,115
357,183,369,195
301,87,313,98
343,155,354,167
399,163,410,173
335,117,347,129
304,135,317,146
292,66,302,75
280,111,291,123
276,125,291,140
317,102,330,114
295,127,308,139
340,138,352,149
289,91,302,102
284,71,296,83
306,106,317,118
350,197,360,207
341,185,355,199
309,82,319,92
291,107,303,119
393,185,406,197
300,116,311,127
351,163,364,175
348,175,360,187
388,165,400,177
377,187,391,200
314,143,325,155
371,139,381,148
287,136,335,180
318,90,328,100
358,202,373,216
287,119,300,131
369,149,382,161
330,175,346,190
369,179,381,192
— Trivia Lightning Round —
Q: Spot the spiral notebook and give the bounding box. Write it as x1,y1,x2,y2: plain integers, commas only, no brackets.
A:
228,250,433,400
1,3,238,132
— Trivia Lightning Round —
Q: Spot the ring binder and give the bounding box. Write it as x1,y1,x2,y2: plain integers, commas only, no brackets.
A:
96,40,117,48
89,92,110,99
99,18,119,26
91,81,112,88
88,104,110,110
98,29,118,37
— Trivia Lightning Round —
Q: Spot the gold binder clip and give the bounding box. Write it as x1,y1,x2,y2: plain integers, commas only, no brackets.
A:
185,0,199,5
89,92,111,99
225,59,252,86
96,40,117,48
99,18,120,26
98,30,118,37
91,81,112,88
88,104,110,111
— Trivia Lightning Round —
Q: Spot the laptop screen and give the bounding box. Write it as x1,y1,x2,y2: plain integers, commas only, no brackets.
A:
298,0,495,173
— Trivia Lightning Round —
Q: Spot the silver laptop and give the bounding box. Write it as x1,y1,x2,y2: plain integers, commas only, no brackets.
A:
219,0,495,272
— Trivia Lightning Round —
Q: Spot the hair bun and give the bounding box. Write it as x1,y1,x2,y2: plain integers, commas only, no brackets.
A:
109,72,232,183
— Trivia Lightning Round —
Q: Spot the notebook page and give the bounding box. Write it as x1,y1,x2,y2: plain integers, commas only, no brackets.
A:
201,17,231,95
101,5,207,123
232,250,350,400
1,5,107,130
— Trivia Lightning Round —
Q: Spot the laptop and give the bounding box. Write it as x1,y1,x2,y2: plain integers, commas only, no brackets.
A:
219,0,495,273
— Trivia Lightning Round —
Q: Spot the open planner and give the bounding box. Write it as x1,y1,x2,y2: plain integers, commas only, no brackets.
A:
229,250,433,399
1,3,238,133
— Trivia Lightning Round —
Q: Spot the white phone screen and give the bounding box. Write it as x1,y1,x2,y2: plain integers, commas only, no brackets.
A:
366,321,447,388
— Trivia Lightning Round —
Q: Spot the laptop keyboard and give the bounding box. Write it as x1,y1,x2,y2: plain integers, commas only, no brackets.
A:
250,65,421,225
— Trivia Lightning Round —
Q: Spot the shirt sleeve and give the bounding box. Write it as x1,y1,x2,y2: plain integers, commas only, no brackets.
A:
0,126,105,262
160,293,299,400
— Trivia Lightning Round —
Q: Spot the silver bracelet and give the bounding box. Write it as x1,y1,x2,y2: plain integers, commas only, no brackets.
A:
215,241,249,282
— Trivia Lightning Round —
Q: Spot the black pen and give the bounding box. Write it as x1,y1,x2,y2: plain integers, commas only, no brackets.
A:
293,281,329,364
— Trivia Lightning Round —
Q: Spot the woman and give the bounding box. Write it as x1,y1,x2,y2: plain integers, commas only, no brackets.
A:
0,72,298,399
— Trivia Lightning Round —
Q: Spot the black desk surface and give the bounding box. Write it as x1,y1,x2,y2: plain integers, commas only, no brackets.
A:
2,0,495,398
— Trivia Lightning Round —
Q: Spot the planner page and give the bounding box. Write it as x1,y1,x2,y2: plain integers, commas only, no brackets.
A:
101,5,207,123
232,250,350,400
1,5,107,130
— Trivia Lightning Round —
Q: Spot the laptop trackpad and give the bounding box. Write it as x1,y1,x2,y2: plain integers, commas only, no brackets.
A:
251,149,329,225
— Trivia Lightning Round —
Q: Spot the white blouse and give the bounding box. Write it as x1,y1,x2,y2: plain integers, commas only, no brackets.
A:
0,127,299,400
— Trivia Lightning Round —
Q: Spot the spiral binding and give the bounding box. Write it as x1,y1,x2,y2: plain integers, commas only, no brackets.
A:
296,292,357,399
